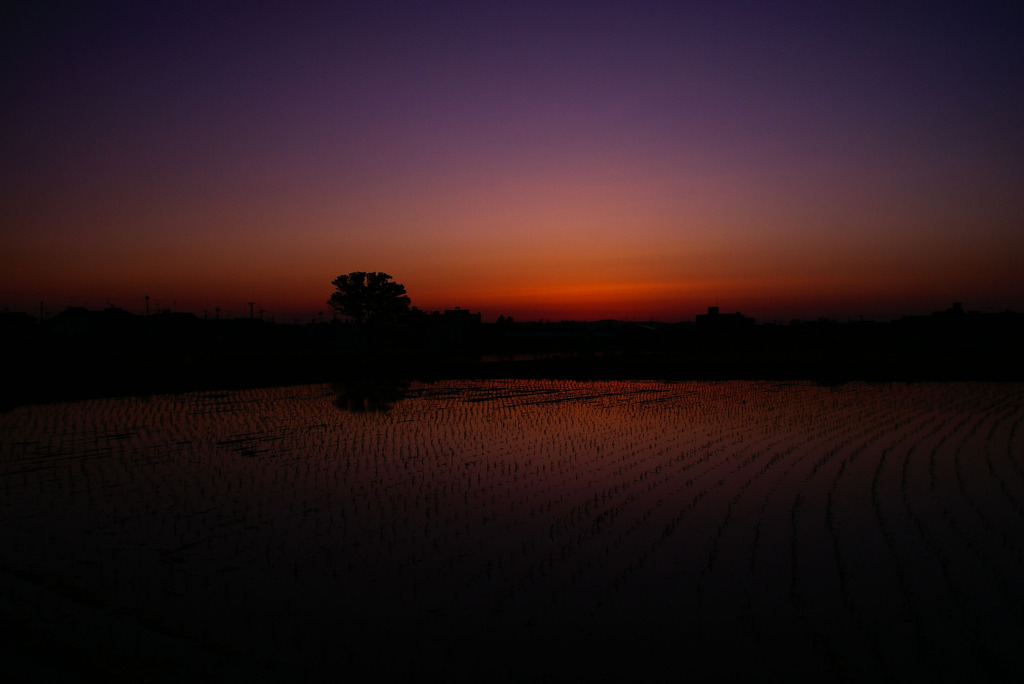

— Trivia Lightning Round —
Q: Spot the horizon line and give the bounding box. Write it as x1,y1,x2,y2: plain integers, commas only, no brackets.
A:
3,299,1011,326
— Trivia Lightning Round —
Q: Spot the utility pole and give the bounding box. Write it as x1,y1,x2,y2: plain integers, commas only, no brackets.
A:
249,301,254,319
145,295,149,316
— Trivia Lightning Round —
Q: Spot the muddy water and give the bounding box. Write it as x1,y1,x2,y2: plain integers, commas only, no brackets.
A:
2,380,1022,679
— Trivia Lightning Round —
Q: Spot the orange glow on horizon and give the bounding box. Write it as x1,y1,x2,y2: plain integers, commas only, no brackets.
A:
4,3,1022,326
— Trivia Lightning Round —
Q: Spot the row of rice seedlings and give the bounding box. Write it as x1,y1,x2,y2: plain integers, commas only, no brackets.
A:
576,383,865,630
413,383,703,616
959,398,1024,553
905,405,1014,674
810,407,940,675
823,387,966,671
806,384,1024,679
319,382,737,622
691,387,892,667
663,385,1024,679
2,380,1022,674
83,385,978,667
936,403,1024,626
865,410,956,673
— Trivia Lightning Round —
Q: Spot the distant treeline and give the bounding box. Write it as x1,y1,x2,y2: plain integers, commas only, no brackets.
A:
2,303,1023,408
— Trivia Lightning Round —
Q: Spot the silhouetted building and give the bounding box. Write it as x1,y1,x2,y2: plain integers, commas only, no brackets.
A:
442,307,482,325
930,302,967,318
695,306,754,328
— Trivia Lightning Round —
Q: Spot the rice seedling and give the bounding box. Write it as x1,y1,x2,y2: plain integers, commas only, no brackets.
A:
1,380,1022,679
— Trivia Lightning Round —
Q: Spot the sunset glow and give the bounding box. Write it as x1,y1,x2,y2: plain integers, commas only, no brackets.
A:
3,2,1021,322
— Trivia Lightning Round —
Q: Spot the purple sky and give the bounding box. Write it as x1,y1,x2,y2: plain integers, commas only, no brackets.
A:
3,1,1022,321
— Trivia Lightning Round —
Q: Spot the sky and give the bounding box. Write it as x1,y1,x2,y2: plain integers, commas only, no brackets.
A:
3,0,1022,322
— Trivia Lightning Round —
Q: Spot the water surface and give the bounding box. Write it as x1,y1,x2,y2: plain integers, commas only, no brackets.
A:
2,380,1022,679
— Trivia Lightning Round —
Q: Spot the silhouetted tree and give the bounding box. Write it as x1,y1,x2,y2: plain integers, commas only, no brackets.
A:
328,272,410,325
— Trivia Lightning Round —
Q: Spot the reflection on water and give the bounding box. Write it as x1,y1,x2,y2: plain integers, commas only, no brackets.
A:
1,380,1023,680
330,377,410,413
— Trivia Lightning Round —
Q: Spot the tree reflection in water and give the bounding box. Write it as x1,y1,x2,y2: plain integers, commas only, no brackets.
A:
330,378,410,413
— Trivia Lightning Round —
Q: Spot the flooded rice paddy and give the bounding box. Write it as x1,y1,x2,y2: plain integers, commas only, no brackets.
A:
2,380,1023,680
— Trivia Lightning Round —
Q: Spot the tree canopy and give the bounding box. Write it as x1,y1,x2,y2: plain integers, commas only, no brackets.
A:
328,272,410,325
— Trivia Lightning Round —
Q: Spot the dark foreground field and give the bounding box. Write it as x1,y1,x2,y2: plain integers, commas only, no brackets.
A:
2,380,1022,680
